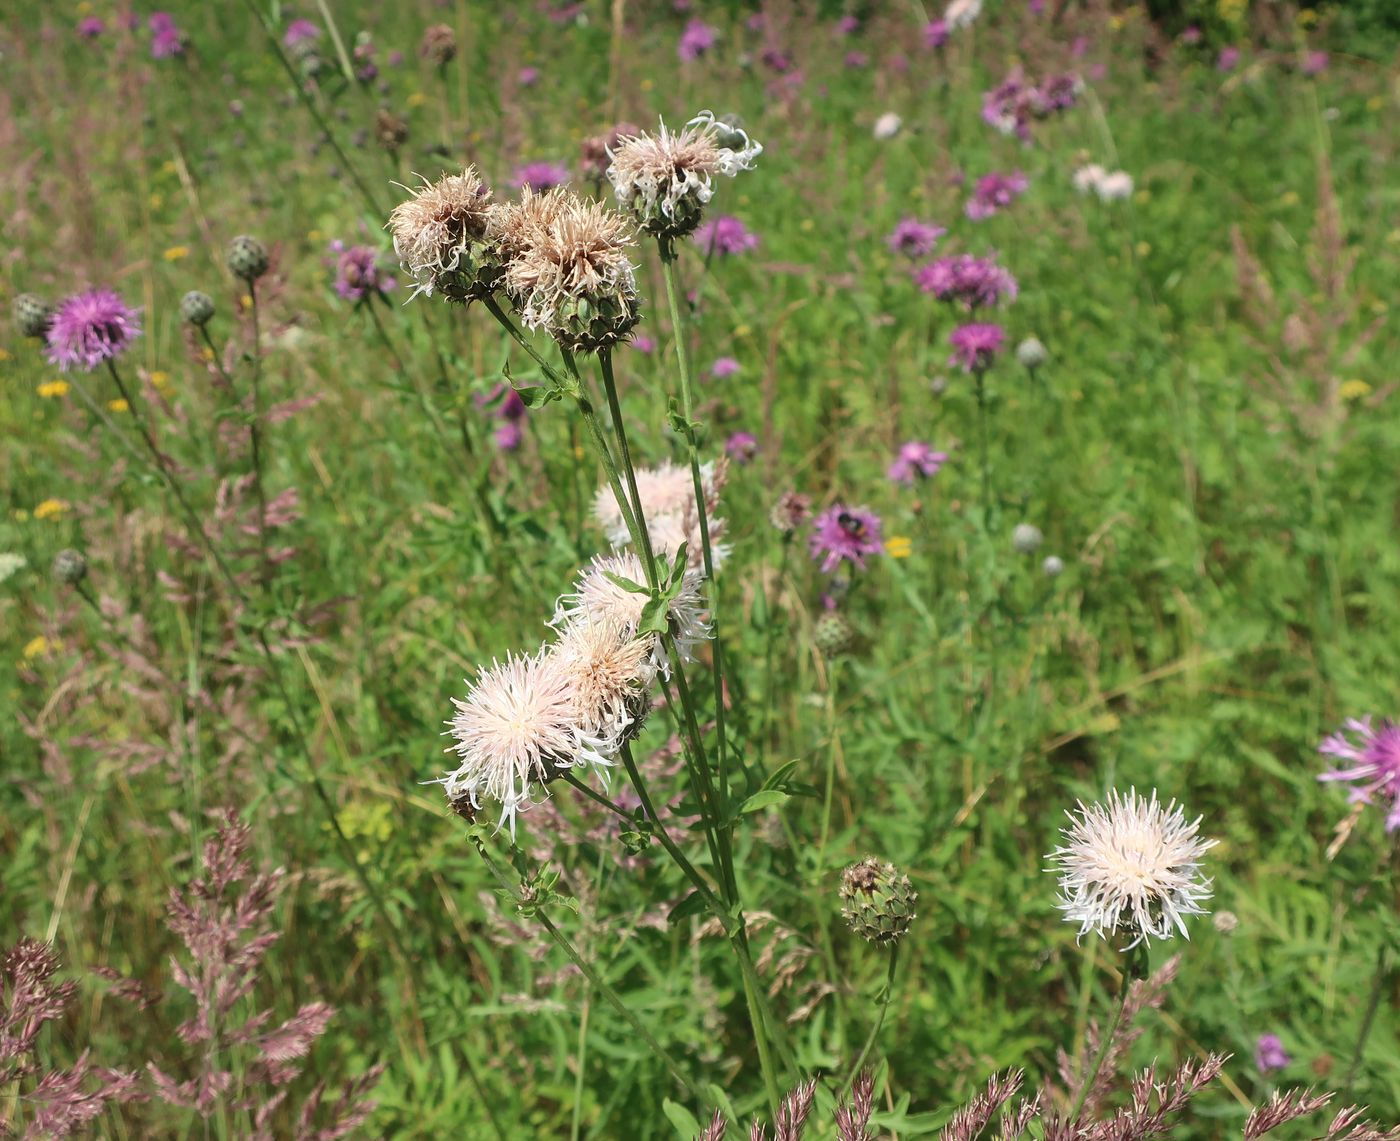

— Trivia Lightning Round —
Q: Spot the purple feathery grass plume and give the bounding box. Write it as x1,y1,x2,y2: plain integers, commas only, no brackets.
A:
1256,1033,1291,1073
44,289,142,373
887,218,947,258
966,171,1028,220
924,19,949,48
725,431,758,464
888,440,948,485
330,242,396,303
678,17,717,60
710,356,740,378
835,1071,875,1141
809,504,882,573
510,160,571,192
282,18,321,47
948,323,1005,372
1318,717,1400,830
938,1069,1025,1141
77,16,105,36
913,254,1018,310
695,215,759,256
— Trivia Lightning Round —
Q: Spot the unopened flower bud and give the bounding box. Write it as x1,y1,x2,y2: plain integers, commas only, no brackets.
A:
1042,555,1064,577
52,548,88,586
226,235,270,282
840,857,917,946
1012,523,1043,554
179,290,215,326
1213,910,1239,935
1016,336,1048,369
814,611,854,656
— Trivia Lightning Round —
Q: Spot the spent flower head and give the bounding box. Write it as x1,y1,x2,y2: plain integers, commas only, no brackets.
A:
387,167,501,302
1047,787,1217,949
45,289,141,373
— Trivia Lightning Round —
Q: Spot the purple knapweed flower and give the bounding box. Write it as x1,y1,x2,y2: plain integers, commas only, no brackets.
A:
809,504,883,573
1302,51,1329,75
45,289,142,373
966,171,1028,220
149,11,175,32
283,19,321,47
331,242,396,303
1217,46,1240,72
761,47,793,73
518,66,540,86
948,323,1005,372
923,19,949,49
1255,1034,1290,1073
913,254,1018,310
710,357,740,379
630,335,656,353
694,215,758,256
1319,717,1400,831
495,420,523,452
678,18,717,61
510,161,570,192
78,16,105,36
888,441,948,485
1179,25,1201,44
845,51,869,69
888,218,947,259
152,25,185,57
725,431,758,464
836,15,860,34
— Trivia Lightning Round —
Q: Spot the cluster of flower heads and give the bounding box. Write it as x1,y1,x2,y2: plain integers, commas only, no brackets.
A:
981,70,1082,142
913,253,1018,311
1072,163,1135,202
592,459,730,573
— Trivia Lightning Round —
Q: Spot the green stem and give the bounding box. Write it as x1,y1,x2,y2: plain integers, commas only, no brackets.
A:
1067,955,1136,1123
597,349,658,575
1343,944,1391,1099
842,944,899,1094
246,282,273,589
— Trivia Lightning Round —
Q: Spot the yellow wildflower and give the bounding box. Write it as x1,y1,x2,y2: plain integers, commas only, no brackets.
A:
1340,379,1371,401
733,324,752,339
149,193,164,209
1134,189,1152,205
160,159,178,176
201,346,215,362
640,78,654,92
307,229,324,242
23,636,54,660
1136,241,1152,258
150,370,172,391
407,92,429,108
1367,95,1385,113
108,399,129,413
1296,8,1318,27
163,245,189,261
33,499,69,521
885,535,913,559
37,380,70,399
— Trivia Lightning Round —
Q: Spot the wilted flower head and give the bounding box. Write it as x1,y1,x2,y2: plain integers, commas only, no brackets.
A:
694,215,758,256
607,110,762,241
510,161,571,193
419,23,456,66
1012,523,1043,553
502,192,640,352
1016,335,1048,368
1318,717,1400,831
1042,554,1065,577
1072,163,1108,194
1047,788,1217,949
948,322,1005,372
966,170,1029,220
1255,1034,1290,1073
809,504,882,573
1094,170,1135,202
552,617,656,746
769,490,812,534
887,218,947,258
913,254,1017,310
442,649,598,835
888,441,948,485
45,289,142,373
580,121,639,181
331,242,396,303
387,168,500,302
678,17,717,60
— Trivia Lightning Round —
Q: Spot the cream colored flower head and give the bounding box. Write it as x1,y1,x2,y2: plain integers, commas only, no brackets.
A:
550,617,656,754
387,168,501,302
501,191,640,353
592,459,729,572
607,110,763,239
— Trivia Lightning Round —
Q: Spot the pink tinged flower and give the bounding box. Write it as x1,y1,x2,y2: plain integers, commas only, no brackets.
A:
913,254,1017,310
725,431,758,463
710,356,740,378
888,441,948,485
1179,25,1201,44
630,334,656,353
1302,51,1329,75
809,504,883,574
678,18,717,61
887,218,947,258
332,244,395,302
836,15,860,34
948,323,1005,372
844,51,868,68
518,66,540,85
966,171,1028,220
694,215,758,256
510,161,571,192
45,289,142,373
149,11,175,32
152,26,185,57
1255,1034,1290,1073
1217,46,1240,72
282,19,320,47
923,19,949,48
494,421,523,451
77,16,105,36
1318,717,1400,831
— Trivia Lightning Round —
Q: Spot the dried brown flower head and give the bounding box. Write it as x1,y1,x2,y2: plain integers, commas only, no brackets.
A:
387,167,502,302
419,23,456,66
374,107,409,152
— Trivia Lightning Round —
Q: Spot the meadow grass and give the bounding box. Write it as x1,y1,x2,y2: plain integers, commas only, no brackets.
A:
2,1,1400,1137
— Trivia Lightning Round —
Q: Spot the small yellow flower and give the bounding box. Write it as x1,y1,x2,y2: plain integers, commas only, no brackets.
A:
407,92,429,108
1340,379,1372,401
733,324,752,339
150,370,172,391
307,229,324,242
108,398,129,413
163,245,189,261
1296,7,1318,27
573,445,585,460
1134,189,1152,205
1367,95,1386,113
37,380,70,399
76,0,92,12
201,346,215,362
160,159,178,176
640,78,654,92
0,348,11,362
1279,190,1300,207
23,636,54,660
240,295,253,310
1136,241,1152,257
800,218,815,233
148,193,164,209
33,499,69,521
885,535,913,559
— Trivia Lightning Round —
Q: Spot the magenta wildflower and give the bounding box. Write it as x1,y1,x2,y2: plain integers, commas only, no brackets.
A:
1318,717,1400,831
152,26,185,57
45,289,142,373
966,171,1028,220
518,66,540,86
282,18,320,47
836,14,860,34
694,215,758,256
923,19,949,48
1255,1034,1290,1073
495,421,523,451
1302,51,1329,75
1179,25,1202,44
887,218,947,259
810,505,883,574
710,357,740,379
630,334,656,353
149,11,175,32
77,16,105,36
331,242,396,303
845,51,868,68
678,18,717,61
1217,46,1240,72
888,441,948,485
510,161,571,192
725,431,758,464
948,323,1004,372
914,254,1017,310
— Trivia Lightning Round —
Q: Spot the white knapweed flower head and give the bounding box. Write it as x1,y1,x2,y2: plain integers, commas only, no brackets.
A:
1047,788,1217,949
607,111,762,240
552,551,711,671
387,167,501,301
1094,171,1135,202
1072,163,1107,194
872,112,902,140
944,0,983,31
592,459,728,564
440,649,606,836
551,617,656,752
